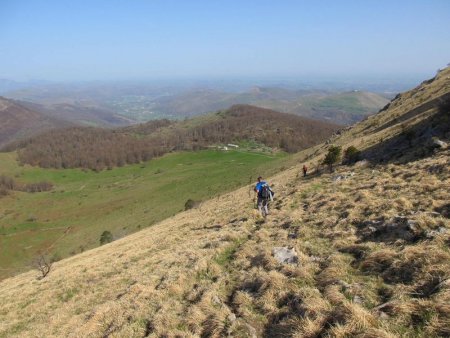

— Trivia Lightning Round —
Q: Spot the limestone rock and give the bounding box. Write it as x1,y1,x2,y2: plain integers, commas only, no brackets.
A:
332,175,344,182
227,313,236,323
272,247,298,264
425,227,448,239
332,172,355,182
212,295,221,305
353,295,363,304
428,138,448,150
354,159,370,168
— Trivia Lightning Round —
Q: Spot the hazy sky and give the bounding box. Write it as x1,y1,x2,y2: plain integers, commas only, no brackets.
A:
1,0,449,81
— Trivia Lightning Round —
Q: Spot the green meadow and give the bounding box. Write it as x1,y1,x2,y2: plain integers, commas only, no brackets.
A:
0,149,290,279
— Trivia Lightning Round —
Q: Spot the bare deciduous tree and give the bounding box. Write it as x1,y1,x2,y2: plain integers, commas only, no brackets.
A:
33,254,52,279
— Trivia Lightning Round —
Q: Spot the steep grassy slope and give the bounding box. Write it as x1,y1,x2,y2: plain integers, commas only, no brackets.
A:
0,68,449,337
351,68,449,152
293,66,450,166
0,148,448,337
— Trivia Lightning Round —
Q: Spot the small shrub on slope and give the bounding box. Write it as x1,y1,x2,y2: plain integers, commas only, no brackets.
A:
185,199,198,210
323,145,342,172
343,146,361,164
99,230,113,245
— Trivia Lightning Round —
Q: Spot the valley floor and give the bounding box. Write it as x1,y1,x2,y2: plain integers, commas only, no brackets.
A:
0,150,449,337
0,149,287,280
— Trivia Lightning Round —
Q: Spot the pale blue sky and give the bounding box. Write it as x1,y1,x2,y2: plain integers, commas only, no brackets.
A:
0,0,449,81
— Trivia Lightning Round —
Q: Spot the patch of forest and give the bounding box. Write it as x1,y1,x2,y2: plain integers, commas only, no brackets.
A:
0,175,53,196
4,105,340,170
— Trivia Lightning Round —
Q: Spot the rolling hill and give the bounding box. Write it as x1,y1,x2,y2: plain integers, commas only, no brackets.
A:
291,90,390,124
5,82,390,125
6,105,340,170
18,100,133,127
0,67,449,337
148,88,390,125
0,97,70,148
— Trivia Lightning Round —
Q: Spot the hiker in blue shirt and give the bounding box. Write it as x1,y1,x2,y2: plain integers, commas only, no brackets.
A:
254,176,274,216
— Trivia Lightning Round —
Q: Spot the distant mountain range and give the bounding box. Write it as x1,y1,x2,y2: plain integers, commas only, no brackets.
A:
0,81,391,149
149,87,389,124
4,83,390,126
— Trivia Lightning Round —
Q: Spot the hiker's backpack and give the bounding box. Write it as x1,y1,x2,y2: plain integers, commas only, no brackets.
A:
260,184,270,200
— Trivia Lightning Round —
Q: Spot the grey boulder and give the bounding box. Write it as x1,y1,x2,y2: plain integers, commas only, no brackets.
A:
272,247,298,264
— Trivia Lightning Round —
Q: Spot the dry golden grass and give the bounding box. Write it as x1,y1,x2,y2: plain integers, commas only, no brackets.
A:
0,147,447,337
1,68,449,337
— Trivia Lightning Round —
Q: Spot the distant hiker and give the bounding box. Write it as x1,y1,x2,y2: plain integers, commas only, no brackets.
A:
302,164,308,177
254,176,274,217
